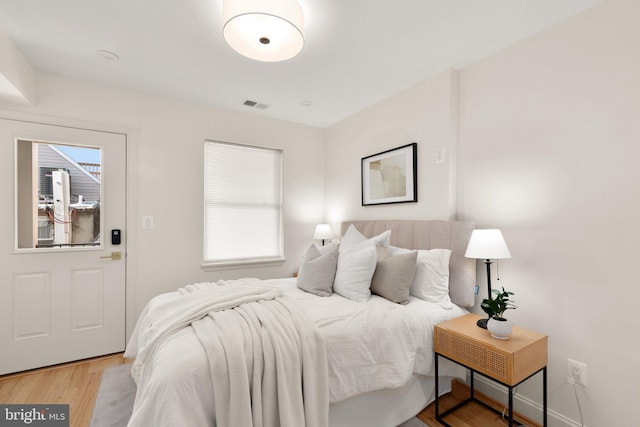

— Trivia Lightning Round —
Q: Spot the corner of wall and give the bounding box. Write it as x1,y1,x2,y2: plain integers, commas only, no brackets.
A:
448,68,459,220
0,26,36,105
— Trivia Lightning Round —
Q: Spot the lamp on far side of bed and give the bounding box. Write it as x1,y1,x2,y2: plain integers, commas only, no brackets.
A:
465,229,512,329
313,224,333,246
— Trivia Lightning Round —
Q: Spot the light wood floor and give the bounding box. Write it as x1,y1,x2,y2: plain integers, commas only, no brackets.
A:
0,354,540,427
0,353,130,427
419,380,541,427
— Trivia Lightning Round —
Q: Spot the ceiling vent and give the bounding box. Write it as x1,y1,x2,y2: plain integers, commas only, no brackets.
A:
242,99,269,110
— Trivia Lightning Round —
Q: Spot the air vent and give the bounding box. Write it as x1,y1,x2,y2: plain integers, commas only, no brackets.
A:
242,99,269,110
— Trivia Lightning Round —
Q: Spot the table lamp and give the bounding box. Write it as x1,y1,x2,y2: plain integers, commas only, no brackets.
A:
464,229,511,329
313,224,332,246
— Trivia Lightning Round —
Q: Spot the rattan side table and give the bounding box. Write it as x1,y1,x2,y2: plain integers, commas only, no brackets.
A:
434,313,548,427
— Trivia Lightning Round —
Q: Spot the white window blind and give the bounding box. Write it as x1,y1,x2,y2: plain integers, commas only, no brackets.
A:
203,140,283,264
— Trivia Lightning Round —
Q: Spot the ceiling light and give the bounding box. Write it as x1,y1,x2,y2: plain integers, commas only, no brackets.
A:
223,0,304,62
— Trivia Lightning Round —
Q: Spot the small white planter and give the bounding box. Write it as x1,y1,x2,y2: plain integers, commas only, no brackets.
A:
487,317,512,340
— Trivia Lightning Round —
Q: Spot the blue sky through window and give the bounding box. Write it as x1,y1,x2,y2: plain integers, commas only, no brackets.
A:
57,145,101,164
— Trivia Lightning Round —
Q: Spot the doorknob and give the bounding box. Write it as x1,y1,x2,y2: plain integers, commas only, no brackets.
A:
100,251,122,260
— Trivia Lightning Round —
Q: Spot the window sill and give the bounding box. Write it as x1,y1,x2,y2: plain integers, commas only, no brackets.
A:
200,257,285,271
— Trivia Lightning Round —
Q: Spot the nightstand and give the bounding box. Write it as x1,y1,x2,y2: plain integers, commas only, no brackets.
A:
434,313,548,427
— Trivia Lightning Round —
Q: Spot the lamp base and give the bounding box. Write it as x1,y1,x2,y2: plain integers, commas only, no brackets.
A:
476,317,489,329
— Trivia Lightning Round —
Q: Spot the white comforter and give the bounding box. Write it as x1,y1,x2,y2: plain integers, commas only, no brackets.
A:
125,277,466,427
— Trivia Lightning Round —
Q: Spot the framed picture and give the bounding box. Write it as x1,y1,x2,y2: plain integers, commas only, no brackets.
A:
361,143,417,206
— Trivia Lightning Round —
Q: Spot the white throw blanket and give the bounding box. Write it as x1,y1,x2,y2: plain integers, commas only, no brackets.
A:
126,279,329,427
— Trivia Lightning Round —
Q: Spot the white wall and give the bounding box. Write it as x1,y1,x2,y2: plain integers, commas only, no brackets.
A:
457,0,639,425
0,25,35,104
324,68,459,236
324,0,640,425
1,73,325,337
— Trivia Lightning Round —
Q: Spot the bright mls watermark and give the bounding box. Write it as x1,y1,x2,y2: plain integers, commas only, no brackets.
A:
0,405,69,426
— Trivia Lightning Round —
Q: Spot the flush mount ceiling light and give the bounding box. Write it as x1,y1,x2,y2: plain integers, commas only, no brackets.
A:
223,0,304,62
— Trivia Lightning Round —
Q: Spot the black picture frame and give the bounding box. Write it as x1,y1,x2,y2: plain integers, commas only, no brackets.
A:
361,143,417,206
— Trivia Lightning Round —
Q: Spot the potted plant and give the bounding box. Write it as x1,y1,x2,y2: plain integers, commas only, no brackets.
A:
480,287,517,339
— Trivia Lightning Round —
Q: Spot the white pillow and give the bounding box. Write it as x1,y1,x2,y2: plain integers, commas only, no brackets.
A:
387,245,412,256
334,225,391,302
339,224,391,253
410,249,452,304
333,245,377,302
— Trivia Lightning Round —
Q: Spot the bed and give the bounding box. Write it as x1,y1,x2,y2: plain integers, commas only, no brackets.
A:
124,219,476,427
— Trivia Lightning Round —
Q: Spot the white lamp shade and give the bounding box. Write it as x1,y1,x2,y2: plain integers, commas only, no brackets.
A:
223,0,304,62
464,229,511,260
313,224,332,240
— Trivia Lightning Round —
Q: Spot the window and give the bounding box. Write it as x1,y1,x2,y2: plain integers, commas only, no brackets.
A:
203,140,283,265
16,140,102,250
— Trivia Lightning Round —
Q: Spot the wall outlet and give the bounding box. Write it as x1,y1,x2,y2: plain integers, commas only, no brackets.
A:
567,359,588,386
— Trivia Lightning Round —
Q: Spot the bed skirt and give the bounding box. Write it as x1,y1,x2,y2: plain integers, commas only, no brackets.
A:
329,374,453,427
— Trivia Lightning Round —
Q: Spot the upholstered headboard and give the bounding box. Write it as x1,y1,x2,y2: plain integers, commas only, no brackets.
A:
341,220,476,307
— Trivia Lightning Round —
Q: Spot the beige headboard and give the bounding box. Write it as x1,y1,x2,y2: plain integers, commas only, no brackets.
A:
341,220,476,307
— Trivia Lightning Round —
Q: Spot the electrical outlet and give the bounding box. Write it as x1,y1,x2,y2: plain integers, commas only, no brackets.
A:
567,359,588,386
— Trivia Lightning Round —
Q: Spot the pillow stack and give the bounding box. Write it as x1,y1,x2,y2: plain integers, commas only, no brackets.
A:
296,224,452,305
388,245,452,306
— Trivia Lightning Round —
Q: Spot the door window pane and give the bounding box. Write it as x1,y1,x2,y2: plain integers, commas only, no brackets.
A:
16,140,101,249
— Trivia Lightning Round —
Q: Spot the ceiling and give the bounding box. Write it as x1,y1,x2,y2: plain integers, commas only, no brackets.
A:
0,0,603,128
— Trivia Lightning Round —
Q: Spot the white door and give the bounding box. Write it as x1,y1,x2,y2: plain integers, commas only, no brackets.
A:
0,118,126,375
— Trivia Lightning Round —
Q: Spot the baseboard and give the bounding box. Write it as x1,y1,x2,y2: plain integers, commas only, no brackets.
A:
471,375,583,427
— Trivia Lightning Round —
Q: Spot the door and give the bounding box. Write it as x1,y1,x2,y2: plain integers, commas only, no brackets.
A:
0,118,126,375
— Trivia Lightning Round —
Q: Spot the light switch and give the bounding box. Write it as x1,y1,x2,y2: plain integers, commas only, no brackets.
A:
142,216,154,229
